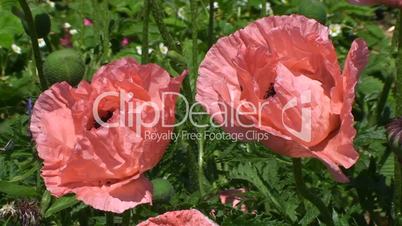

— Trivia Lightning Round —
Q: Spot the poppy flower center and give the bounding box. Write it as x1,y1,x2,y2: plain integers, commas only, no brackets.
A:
88,110,114,130
263,83,276,99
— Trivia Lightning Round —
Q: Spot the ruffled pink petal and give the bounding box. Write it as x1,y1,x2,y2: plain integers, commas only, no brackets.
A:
137,209,219,226
30,82,92,167
74,175,152,213
311,39,369,182
260,63,338,147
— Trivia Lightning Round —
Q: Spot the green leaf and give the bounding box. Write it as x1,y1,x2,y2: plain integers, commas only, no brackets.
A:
40,191,52,215
0,181,37,197
9,162,40,182
229,162,298,222
358,76,383,96
45,196,80,218
379,153,394,185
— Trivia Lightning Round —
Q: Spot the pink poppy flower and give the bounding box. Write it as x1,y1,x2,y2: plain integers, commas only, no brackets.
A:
348,0,402,8
219,188,248,213
83,18,93,26
121,37,130,47
196,15,369,182
137,209,219,226
60,30,72,48
30,57,186,213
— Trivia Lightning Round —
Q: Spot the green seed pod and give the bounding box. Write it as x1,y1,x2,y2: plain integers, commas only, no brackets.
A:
43,49,85,86
151,178,175,202
298,0,327,24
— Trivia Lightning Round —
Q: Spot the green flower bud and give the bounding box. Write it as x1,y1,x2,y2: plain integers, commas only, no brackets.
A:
34,13,51,38
151,178,175,202
21,6,51,38
43,49,85,86
298,0,327,24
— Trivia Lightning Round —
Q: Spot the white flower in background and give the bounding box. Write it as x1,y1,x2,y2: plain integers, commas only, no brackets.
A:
237,0,247,6
11,44,22,54
178,7,186,20
258,2,273,15
38,38,46,48
136,46,142,55
159,43,168,55
281,0,288,4
388,26,395,33
207,1,219,10
69,29,78,35
63,22,71,29
329,24,342,37
136,46,154,55
46,0,55,8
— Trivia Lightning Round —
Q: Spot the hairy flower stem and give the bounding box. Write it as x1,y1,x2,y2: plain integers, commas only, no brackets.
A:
121,210,131,226
190,0,207,196
44,36,53,52
149,0,180,52
149,0,199,192
292,159,334,226
142,0,150,64
18,0,47,90
208,0,214,47
149,0,192,101
394,9,402,222
198,128,205,195
106,212,113,226
261,0,267,16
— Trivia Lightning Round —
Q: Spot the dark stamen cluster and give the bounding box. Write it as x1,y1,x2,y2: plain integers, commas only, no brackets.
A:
264,83,276,99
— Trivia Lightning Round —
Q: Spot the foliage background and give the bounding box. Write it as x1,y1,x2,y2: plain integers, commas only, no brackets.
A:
0,0,398,225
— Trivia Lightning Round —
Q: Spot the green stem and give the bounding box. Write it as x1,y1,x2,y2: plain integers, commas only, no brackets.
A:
261,0,267,16
376,75,393,123
78,208,89,226
121,210,131,226
198,129,205,195
106,212,114,226
395,156,402,223
18,0,47,90
44,36,53,52
190,0,198,79
292,159,334,226
191,0,205,195
394,9,402,223
149,0,180,52
207,0,214,47
142,0,150,64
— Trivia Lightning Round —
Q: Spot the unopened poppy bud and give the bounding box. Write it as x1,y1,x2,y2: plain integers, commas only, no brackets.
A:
386,117,402,157
43,49,85,86
34,13,51,38
151,178,175,202
298,0,327,23
22,6,51,39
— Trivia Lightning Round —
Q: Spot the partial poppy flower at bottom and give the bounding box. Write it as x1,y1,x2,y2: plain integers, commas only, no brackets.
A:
348,0,402,8
219,188,248,213
196,15,369,182
137,209,219,226
30,57,186,213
